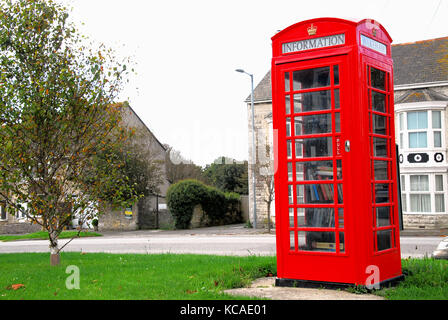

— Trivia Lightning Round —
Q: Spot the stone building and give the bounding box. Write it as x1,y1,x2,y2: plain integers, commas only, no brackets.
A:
246,36,448,230
98,103,172,231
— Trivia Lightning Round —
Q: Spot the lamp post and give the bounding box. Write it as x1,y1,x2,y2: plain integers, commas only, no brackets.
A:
236,69,257,229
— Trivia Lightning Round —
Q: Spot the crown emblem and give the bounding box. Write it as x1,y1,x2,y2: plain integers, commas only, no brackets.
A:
372,28,377,37
307,24,317,36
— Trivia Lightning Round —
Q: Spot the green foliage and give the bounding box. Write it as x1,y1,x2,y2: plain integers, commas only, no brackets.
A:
166,179,242,229
166,180,208,229
203,157,248,195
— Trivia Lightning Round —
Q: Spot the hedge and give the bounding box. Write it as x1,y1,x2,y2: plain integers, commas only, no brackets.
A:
166,179,242,229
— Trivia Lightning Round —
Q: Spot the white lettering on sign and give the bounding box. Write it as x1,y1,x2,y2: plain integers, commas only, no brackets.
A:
282,34,345,54
360,34,387,55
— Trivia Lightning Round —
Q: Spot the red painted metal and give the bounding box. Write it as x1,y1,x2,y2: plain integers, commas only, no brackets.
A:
272,18,402,286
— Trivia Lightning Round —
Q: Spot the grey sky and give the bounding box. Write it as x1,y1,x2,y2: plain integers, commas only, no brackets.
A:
63,0,448,166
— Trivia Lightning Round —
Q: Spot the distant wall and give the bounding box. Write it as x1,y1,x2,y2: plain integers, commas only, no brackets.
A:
0,222,41,235
240,195,249,222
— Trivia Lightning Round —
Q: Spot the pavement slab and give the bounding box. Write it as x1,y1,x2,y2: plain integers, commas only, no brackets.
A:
224,277,385,300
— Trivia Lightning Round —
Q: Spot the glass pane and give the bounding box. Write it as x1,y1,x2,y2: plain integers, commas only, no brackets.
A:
297,208,305,226
286,119,291,137
373,137,388,157
374,160,389,181
296,160,334,181
335,113,340,133
376,207,391,227
432,111,441,129
338,208,344,228
337,184,343,204
372,91,386,113
436,194,445,212
400,133,403,149
337,160,342,179
288,163,293,182
286,96,291,115
289,208,295,228
293,91,332,113
436,175,443,191
297,184,334,204
334,89,340,109
410,175,429,191
299,231,336,252
399,113,404,131
434,131,442,148
287,140,292,159
293,67,331,90
372,114,387,135
285,72,290,92
288,185,294,204
371,67,386,90
410,194,431,212
290,231,295,251
296,137,333,158
375,184,389,203
294,114,332,135
298,208,335,228
409,132,427,148
401,194,407,212
334,65,339,85
339,232,345,253
407,111,427,130
401,175,406,191
377,230,392,251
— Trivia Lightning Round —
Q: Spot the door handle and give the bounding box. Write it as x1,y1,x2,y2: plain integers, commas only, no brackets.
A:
345,140,351,152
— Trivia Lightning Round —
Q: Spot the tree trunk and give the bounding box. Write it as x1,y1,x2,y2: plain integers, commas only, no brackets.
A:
267,203,271,234
49,231,60,266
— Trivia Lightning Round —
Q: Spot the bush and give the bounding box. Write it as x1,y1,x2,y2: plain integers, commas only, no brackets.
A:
166,179,242,229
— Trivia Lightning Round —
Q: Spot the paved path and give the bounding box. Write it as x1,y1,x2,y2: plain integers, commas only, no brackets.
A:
0,224,444,258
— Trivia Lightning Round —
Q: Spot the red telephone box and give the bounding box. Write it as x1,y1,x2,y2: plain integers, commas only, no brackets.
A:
272,18,404,288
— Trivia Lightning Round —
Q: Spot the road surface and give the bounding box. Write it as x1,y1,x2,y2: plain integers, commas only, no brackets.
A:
0,225,443,258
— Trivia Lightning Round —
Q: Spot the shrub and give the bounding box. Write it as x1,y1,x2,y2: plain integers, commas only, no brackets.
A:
166,179,208,229
166,179,242,229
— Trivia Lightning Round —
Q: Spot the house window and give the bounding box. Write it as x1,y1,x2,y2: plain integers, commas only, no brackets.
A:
407,111,427,148
432,111,442,148
0,205,6,221
435,175,445,213
409,175,430,212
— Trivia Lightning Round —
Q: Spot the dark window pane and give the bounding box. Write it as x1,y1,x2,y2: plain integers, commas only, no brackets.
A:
334,89,340,109
294,91,332,113
299,231,336,252
337,184,343,204
298,208,335,228
372,91,386,113
285,96,291,115
335,113,340,133
297,184,334,204
334,65,339,85
371,67,386,91
338,208,344,228
376,207,391,227
336,160,342,179
289,208,295,228
296,137,333,158
293,67,331,90
375,184,389,203
374,160,389,181
290,231,296,251
285,72,290,92
377,230,392,251
373,137,388,157
294,113,332,135
296,160,334,181
372,114,387,135
339,232,345,252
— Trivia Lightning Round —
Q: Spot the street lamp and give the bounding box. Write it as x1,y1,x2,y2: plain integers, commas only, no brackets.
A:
236,68,257,229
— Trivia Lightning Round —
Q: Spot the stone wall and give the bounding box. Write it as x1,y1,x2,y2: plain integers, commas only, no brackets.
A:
0,222,41,235
403,213,448,229
98,205,138,232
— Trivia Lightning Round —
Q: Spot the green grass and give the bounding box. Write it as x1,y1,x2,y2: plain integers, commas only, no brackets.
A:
0,253,276,300
374,258,448,300
0,231,102,242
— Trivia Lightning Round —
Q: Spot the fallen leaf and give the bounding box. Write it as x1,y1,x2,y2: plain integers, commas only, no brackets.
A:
186,290,197,294
11,284,25,290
